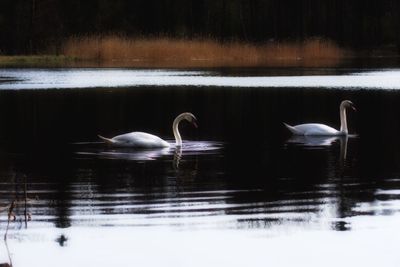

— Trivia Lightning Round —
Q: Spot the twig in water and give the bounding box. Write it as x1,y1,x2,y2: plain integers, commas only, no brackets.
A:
4,201,16,241
24,176,28,228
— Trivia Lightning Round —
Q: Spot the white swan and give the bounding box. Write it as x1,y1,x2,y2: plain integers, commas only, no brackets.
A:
284,100,356,136
98,112,198,147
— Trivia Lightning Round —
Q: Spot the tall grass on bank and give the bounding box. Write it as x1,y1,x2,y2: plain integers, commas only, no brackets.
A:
0,55,76,67
62,36,347,67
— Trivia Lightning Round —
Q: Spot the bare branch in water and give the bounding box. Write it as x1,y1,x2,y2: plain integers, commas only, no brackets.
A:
4,200,16,241
24,175,28,228
1,237,13,267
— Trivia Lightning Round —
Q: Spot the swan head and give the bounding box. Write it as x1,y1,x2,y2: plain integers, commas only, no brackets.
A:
341,100,356,111
178,112,198,128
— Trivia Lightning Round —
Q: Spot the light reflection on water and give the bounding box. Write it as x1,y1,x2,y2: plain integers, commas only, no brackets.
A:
1,68,400,89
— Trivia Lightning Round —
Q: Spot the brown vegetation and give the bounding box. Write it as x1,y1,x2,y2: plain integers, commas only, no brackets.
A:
0,55,74,67
61,36,348,68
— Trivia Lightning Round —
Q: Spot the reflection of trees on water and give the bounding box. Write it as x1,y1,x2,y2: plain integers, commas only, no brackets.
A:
53,179,72,229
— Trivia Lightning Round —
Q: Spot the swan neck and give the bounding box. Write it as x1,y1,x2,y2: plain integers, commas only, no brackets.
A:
340,104,348,134
172,116,182,146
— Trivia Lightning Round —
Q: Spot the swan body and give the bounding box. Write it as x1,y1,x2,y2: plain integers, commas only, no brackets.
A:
98,132,170,148
283,123,342,136
99,112,198,148
284,100,355,136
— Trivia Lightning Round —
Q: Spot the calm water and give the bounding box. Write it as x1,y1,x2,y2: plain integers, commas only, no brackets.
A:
0,68,400,266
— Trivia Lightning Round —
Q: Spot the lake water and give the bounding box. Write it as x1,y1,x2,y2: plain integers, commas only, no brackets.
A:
0,67,399,266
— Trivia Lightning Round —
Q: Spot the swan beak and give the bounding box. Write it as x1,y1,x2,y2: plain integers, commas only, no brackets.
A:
351,105,357,111
192,118,199,128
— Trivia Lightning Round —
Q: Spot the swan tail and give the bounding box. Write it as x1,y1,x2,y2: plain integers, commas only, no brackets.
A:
283,123,298,135
98,135,115,144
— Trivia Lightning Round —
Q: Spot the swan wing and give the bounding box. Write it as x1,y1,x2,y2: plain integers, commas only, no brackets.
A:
287,123,341,136
98,135,115,144
112,132,170,148
283,123,301,135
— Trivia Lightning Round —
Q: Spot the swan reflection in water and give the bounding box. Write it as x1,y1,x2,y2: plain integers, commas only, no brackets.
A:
173,146,183,169
85,147,171,161
75,141,222,190
80,146,184,170
285,135,352,163
74,141,223,162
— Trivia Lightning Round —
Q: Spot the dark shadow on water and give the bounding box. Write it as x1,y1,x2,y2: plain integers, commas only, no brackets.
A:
331,220,351,231
56,234,68,247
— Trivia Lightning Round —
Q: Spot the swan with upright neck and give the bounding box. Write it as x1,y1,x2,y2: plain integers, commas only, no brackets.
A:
284,100,356,136
98,112,198,147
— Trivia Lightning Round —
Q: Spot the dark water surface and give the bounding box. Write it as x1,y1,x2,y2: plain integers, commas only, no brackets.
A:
0,68,399,266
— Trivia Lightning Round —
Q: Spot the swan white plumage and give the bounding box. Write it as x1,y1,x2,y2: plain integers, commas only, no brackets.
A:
284,100,356,136
98,112,198,147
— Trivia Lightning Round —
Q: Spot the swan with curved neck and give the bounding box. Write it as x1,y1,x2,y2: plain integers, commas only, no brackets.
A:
284,100,356,136
99,112,198,147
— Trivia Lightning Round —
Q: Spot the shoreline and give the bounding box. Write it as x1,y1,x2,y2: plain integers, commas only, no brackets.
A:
0,55,398,69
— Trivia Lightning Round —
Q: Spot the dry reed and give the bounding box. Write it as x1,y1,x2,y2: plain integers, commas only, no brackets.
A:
62,36,348,68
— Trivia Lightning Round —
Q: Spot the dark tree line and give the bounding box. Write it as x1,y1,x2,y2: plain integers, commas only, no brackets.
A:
1,0,400,54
